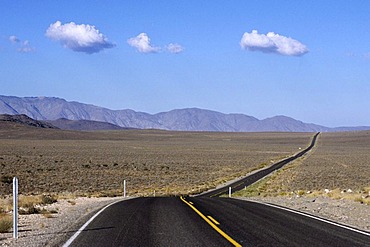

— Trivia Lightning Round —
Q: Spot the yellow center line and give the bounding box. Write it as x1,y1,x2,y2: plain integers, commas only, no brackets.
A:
180,196,242,247
207,216,220,225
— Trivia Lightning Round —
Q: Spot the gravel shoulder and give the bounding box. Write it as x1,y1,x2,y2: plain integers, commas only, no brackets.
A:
0,196,126,247
238,195,370,233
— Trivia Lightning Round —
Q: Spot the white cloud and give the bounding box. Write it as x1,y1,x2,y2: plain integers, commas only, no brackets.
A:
166,43,184,54
8,36,34,53
9,35,20,43
240,30,308,56
45,21,115,54
18,40,35,53
127,33,160,53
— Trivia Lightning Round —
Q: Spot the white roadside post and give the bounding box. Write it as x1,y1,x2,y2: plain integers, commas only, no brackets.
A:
123,179,126,198
13,177,18,239
229,186,232,198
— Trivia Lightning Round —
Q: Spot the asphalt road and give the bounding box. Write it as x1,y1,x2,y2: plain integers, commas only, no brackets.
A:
190,197,370,247
66,197,232,247
199,132,320,198
66,196,370,247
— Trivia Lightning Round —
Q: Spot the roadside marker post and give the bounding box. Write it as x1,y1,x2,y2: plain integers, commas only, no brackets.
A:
229,187,231,198
13,177,18,239
123,180,126,198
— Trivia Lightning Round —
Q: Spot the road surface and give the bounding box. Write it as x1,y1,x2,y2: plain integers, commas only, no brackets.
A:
199,132,320,198
66,196,370,246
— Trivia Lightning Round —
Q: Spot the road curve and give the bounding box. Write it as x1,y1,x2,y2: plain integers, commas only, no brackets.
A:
198,132,320,197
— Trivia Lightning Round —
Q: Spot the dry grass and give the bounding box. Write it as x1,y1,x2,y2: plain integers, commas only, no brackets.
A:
0,198,11,213
0,213,12,233
236,131,370,204
0,194,58,217
0,123,312,197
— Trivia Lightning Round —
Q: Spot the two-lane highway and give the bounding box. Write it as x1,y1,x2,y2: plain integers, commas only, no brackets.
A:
66,197,232,247
199,132,320,198
65,196,370,246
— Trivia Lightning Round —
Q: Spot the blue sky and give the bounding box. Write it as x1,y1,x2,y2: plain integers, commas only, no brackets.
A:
1,1,370,127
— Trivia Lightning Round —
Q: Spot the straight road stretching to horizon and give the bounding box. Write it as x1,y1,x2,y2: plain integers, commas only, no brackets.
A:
198,132,320,198
65,197,370,246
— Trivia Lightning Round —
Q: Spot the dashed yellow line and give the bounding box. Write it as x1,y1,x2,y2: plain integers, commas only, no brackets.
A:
207,216,220,225
180,196,242,247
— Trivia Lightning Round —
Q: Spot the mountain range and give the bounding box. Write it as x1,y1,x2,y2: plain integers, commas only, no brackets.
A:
1,95,369,132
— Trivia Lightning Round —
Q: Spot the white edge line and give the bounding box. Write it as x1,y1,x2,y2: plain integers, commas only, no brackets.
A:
62,199,125,247
247,199,370,237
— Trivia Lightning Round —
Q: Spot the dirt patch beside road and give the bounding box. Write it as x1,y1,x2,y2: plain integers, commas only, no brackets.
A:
0,197,123,247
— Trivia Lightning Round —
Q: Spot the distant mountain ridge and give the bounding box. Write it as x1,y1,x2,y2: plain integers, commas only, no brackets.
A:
0,114,57,129
1,95,369,132
46,118,131,131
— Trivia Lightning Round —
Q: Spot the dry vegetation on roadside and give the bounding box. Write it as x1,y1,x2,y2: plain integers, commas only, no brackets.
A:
234,131,370,204
0,213,12,233
0,194,58,230
0,122,312,198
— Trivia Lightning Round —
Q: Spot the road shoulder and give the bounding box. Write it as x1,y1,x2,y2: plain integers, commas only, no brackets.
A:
236,195,370,233
0,197,124,247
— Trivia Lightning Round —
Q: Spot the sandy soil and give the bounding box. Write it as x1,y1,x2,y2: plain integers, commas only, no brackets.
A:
0,197,124,247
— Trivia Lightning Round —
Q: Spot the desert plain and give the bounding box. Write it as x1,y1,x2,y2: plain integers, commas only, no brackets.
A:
1,121,369,199
1,121,314,197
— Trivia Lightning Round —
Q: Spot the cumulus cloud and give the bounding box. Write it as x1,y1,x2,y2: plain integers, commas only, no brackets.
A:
166,43,184,54
127,33,161,53
240,30,308,56
45,21,115,54
8,35,34,53
18,40,35,53
9,35,20,43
